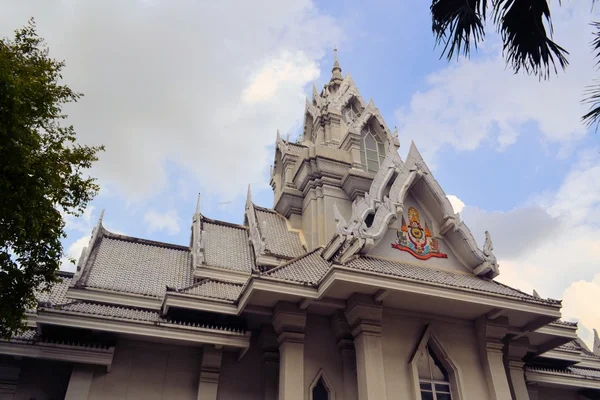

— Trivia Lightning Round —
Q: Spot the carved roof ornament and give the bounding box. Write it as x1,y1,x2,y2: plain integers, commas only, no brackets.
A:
73,209,105,285
594,329,600,356
325,140,500,278
191,193,206,266
275,129,289,154
330,47,344,86
245,185,266,259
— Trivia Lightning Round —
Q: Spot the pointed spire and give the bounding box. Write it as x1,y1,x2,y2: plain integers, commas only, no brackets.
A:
331,47,343,85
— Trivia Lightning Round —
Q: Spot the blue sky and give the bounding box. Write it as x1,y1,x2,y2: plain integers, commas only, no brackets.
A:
2,1,599,343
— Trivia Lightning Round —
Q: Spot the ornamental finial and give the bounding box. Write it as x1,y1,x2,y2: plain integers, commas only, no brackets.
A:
331,47,343,84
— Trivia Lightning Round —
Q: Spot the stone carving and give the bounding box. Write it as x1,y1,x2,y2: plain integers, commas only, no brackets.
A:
392,206,447,260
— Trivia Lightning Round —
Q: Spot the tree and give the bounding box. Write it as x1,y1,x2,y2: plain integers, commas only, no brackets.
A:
0,19,103,338
429,0,600,127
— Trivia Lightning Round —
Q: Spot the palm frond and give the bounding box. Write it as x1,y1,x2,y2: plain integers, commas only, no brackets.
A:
431,0,487,61
583,22,600,129
494,0,569,80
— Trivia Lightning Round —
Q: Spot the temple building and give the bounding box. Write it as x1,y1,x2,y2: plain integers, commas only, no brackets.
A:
3,51,600,400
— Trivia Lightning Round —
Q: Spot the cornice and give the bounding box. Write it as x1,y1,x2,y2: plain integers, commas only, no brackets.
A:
526,368,600,390
37,309,250,350
67,287,162,310
193,265,250,284
0,340,114,371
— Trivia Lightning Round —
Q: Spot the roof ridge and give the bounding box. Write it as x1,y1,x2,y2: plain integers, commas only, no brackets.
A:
201,215,249,230
103,230,190,251
57,270,75,278
262,247,326,276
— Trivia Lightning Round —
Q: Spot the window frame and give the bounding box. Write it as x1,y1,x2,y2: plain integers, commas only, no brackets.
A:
308,369,335,400
359,124,386,173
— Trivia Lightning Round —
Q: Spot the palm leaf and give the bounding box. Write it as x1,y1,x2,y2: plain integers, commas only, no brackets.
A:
431,0,487,60
582,21,600,129
494,0,569,80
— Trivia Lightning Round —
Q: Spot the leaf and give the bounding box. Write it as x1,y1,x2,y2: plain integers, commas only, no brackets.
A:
431,0,488,60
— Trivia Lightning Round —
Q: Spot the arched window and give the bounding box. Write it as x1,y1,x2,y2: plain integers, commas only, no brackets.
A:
417,344,452,400
359,124,385,173
342,102,360,123
312,377,329,400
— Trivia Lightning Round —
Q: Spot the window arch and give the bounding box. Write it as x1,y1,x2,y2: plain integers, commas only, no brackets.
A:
309,370,334,400
418,344,452,400
359,124,385,173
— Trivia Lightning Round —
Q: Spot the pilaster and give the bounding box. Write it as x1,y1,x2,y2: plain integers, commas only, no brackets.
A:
331,311,358,400
197,346,223,400
259,325,280,400
272,302,306,400
65,364,95,400
344,294,386,400
505,337,531,400
475,316,512,400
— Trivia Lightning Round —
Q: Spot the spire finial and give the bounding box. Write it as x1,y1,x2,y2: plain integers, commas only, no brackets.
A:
331,47,343,84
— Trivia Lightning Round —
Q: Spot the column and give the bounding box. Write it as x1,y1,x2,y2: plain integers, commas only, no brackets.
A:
65,364,95,400
506,337,531,400
259,325,280,400
197,346,223,400
344,294,387,400
272,301,306,400
475,316,512,400
331,311,358,400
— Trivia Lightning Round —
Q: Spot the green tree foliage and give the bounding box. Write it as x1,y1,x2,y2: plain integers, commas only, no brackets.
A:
0,19,104,338
429,0,600,128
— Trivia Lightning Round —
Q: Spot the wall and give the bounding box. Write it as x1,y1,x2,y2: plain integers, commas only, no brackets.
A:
88,340,200,400
382,310,490,400
217,336,263,400
304,314,346,399
532,386,581,400
14,358,71,400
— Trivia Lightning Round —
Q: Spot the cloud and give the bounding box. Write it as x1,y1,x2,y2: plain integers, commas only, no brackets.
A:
395,3,596,164
447,195,465,214
0,1,342,200
60,234,91,272
144,209,181,235
454,148,600,346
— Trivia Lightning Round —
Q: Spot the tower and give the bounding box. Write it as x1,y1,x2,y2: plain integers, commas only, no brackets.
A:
270,50,400,250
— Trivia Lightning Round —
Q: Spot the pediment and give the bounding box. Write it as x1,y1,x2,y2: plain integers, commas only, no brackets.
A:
325,141,499,278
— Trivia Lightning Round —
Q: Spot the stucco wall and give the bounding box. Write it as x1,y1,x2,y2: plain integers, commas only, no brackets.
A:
217,336,263,400
382,310,490,400
14,358,71,400
304,314,346,399
88,340,200,400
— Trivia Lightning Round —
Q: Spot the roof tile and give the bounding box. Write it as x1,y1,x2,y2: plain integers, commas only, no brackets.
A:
263,248,329,285
177,280,243,301
255,207,305,259
203,222,254,272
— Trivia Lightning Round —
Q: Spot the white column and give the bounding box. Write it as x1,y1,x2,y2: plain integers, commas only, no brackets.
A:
506,338,531,400
345,294,387,400
259,325,279,400
197,346,223,400
65,364,95,400
272,301,306,400
476,316,512,400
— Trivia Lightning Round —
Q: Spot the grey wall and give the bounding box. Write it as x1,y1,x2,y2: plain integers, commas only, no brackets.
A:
14,358,71,400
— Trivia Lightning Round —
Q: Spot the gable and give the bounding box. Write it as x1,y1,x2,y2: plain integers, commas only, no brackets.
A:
368,193,471,274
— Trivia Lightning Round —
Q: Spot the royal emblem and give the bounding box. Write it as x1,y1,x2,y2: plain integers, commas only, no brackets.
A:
392,207,447,260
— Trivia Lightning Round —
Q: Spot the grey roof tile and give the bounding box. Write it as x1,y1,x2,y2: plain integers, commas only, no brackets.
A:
527,365,600,380
255,207,305,258
37,272,73,306
176,280,244,301
344,256,560,305
83,234,192,297
203,221,254,272
263,248,329,285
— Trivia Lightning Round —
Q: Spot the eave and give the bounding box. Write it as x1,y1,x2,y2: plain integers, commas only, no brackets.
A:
194,265,249,284
0,340,114,371
67,286,162,310
526,368,600,390
36,309,250,351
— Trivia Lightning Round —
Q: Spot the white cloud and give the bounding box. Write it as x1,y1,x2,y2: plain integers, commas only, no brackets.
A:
144,209,181,235
454,149,600,347
395,3,597,164
446,195,465,214
60,234,91,272
0,1,342,200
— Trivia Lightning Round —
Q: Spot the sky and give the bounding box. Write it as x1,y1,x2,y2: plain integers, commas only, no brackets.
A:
2,0,599,346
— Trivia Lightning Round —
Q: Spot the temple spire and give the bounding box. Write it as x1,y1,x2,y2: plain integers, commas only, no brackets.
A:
331,47,343,85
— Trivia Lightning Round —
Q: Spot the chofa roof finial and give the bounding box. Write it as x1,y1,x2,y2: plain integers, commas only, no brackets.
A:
331,47,343,84
195,193,201,214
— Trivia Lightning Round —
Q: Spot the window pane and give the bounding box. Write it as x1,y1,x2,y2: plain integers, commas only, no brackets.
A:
360,150,366,166
435,384,451,393
374,133,383,142
312,378,329,400
367,160,378,172
437,394,452,400
366,149,378,160
419,382,432,391
377,142,385,155
365,133,376,148
420,391,434,400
